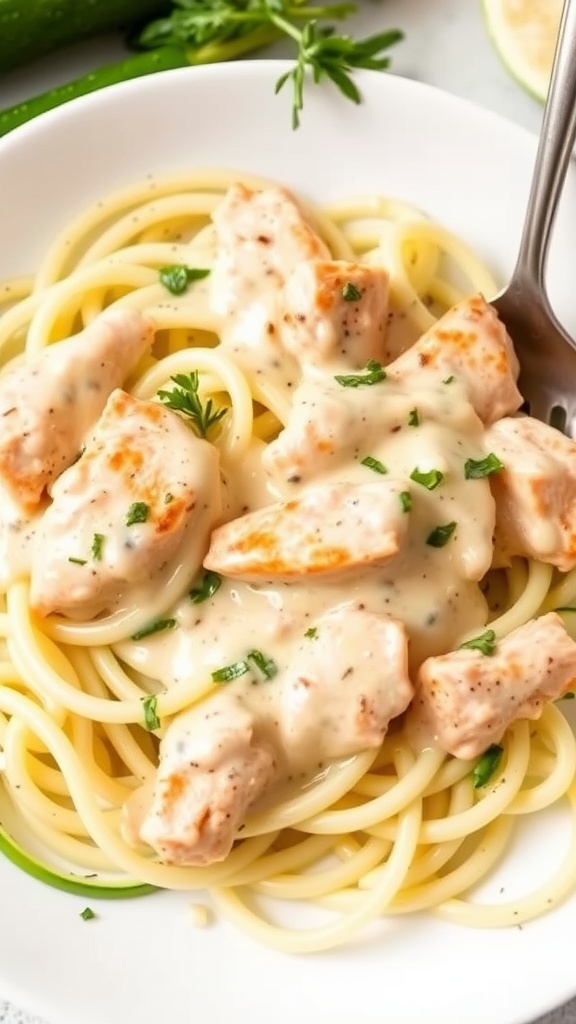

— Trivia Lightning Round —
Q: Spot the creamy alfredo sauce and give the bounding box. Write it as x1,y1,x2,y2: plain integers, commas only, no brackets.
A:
3,196,499,826
118,376,493,679
116,221,497,817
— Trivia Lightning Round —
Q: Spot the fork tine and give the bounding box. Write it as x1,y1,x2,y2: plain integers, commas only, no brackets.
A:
565,407,576,439
520,389,554,426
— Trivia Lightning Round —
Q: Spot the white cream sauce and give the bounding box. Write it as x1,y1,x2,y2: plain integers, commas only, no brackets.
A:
117,190,499,823
0,185,504,854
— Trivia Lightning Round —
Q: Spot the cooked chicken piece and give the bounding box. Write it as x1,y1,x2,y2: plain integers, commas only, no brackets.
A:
204,480,408,583
388,295,522,425
411,612,576,759
280,606,413,764
0,308,154,508
210,183,330,317
139,696,276,866
31,389,221,619
281,260,389,369
262,375,366,485
135,606,412,866
485,414,576,571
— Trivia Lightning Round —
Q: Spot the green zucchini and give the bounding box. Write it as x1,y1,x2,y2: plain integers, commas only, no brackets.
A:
0,818,157,899
0,0,170,73
0,46,189,137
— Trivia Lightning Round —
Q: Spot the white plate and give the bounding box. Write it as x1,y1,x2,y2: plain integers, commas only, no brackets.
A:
1,61,576,1024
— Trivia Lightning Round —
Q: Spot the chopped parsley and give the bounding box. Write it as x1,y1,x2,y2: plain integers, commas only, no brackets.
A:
142,694,161,731
399,491,412,513
472,744,503,789
560,692,576,700
126,501,150,526
459,628,497,656
212,650,278,683
80,907,96,921
408,408,420,427
159,265,211,296
212,660,250,684
426,521,457,547
189,570,222,604
464,453,505,480
131,618,177,642
304,626,318,639
334,359,386,388
443,375,455,384
68,557,87,566
410,467,444,491
91,533,105,561
341,281,362,302
158,371,227,438
361,455,388,475
247,649,278,680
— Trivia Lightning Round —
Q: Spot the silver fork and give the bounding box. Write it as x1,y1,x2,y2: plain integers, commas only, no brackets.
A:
491,0,576,437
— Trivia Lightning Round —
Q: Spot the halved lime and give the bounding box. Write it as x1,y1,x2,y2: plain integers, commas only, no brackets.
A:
482,0,562,102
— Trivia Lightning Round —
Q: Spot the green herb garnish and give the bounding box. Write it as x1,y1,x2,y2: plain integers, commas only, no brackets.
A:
410,467,444,491
139,5,402,132
399,491,412,513
408,408,419,427
426,521,457,547
158,371,227,439
189,570,222,604
164,492,174,504
142,694,161,731
68,557,87,566
91,533,105,561
272,19,403,130
212,660,250,684
334,359,386,388
472,744,503,789
304,626,318,639
126,502,150,526
459,628,497,656
341,282,362,302
132,618,177,642
159,265,210,296
443,375,455,384
80,907,96,921
247,649,278,680
464,453,505,480
361,455,387,475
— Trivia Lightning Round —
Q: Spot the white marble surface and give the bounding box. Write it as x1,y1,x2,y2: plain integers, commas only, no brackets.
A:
0,1,573,1023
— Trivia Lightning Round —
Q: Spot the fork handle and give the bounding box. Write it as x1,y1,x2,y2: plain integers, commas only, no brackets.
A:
512,0,576,290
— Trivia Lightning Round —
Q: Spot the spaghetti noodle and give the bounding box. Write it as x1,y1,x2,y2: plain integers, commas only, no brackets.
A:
0,169,575,954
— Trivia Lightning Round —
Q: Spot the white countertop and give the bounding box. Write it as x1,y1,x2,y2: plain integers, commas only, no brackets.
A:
0,2,573,1023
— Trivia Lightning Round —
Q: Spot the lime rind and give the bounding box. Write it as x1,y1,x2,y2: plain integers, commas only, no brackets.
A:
481,0,560,104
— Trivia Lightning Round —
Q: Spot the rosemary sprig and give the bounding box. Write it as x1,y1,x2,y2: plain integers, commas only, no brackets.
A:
157,371,227,439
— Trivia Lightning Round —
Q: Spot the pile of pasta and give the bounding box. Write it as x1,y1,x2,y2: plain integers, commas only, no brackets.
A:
0,169,575,953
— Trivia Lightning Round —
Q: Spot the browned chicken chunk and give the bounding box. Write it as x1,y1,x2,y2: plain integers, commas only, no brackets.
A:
281,259,389,368
210,183,329,318
139,698,276,866
0,308,154,508
486,414,576,571
31,390,221,619
135,607,412,866
388,295,522,425
279,606,413,763
204,481,408,583
411,612,576,759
